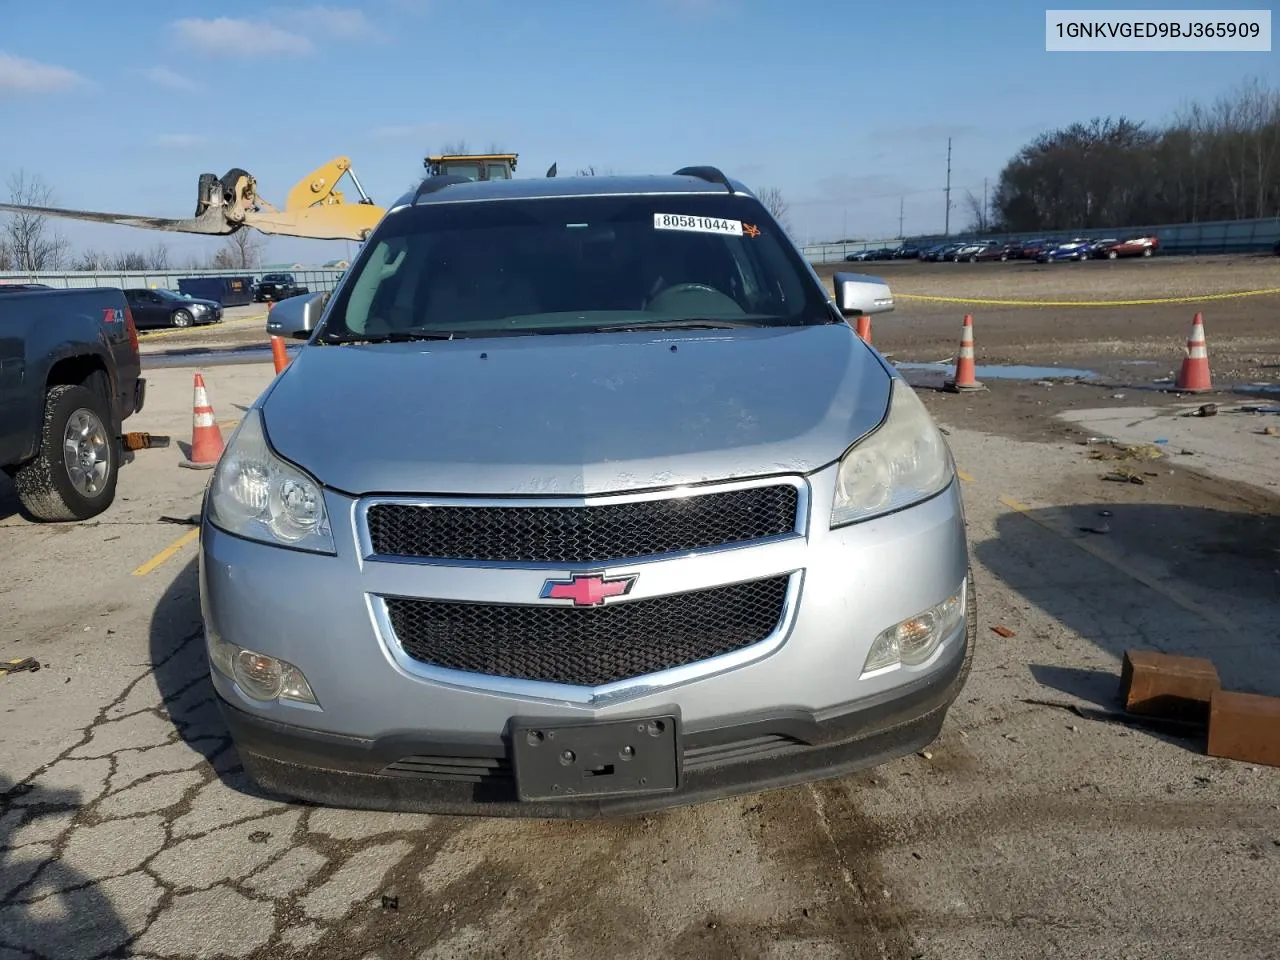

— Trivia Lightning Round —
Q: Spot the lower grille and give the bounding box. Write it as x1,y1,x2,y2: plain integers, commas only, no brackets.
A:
382,755,511,783
385,575,791,688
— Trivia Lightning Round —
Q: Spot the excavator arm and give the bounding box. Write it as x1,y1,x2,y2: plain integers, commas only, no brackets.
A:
0,157,385,243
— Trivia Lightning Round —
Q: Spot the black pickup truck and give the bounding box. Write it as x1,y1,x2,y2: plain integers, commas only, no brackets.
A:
253,272,309,303
0,287,146,520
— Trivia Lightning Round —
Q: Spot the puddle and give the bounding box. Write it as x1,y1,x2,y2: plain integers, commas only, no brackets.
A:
1232,383,1280,397
894,362,1100,381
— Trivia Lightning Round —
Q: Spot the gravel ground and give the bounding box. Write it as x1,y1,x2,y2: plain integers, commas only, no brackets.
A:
816,256,1280,385
2,262,1279,958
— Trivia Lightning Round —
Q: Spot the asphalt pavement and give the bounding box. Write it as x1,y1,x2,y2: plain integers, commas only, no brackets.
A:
1,360,1277,960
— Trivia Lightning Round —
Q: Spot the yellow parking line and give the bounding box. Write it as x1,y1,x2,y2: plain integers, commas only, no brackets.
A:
132,529,199,577
957,469,974,483
897,288,1280,308
997,494,1233,632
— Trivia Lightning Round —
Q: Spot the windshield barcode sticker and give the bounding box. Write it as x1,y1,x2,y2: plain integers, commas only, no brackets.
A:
653,213,743,236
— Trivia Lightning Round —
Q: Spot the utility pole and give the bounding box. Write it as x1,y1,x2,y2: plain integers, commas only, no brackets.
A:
983,177,988,232
898,197,904,238
944,137,952,236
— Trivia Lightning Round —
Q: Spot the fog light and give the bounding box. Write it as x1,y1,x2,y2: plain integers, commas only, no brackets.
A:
862,582,966,675
208,633,317,705
234,650,283,701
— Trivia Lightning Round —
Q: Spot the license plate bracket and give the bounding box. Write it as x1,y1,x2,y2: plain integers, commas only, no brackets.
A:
510,714,680,802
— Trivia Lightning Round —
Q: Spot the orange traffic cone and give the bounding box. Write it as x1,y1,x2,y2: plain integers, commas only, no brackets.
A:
270,335,290,374
944,314,985,392
855,314,872,344
179,372,225,470
1174,312,1212,393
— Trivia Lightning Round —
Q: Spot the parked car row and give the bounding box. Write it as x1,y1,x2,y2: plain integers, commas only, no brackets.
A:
844,236,1162,264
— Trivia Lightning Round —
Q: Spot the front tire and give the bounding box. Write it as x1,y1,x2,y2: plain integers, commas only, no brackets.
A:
13,384,119,522
172,309,194,328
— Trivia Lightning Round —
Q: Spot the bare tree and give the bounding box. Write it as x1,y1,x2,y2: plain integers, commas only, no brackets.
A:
219,229,265,269
440,140,470,155
574,165,615,176
0,241,14,271
148,242,171,270
110,251,149,271
73,249,111,271
3,171,70,270
755,186,791,233
963,188,991,233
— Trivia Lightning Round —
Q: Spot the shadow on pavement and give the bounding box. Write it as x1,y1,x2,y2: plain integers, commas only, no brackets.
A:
148,556,287,804
978,500,1280,700
0,474,19,523
0,777,129,956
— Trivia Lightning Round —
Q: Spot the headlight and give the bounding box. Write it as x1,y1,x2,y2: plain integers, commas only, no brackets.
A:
831,377,954,527
207,407,335,553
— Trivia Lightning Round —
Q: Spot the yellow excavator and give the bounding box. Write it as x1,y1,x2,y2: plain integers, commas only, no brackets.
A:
0,151,541,244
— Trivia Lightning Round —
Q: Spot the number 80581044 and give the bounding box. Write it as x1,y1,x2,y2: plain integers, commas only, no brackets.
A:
653,213,744,236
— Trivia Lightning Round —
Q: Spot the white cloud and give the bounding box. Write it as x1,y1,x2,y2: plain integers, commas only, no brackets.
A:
171,17,314,57
143,66,202,93
285,5,384,41
154,133,208,149
0,51,84,95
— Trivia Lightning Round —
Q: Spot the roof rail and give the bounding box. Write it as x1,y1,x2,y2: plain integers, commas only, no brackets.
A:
672,166,734,194
412,174,473,203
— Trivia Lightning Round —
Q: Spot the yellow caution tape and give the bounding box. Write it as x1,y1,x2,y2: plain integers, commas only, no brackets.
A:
895,288,1280,307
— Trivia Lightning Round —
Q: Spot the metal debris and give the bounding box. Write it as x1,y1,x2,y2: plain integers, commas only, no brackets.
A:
1102,471,1144,485
1016,697,1203,739
0,657,41,677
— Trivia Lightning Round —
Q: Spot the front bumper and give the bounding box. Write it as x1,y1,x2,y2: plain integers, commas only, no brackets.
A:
220,622,968,817
201,469,972,816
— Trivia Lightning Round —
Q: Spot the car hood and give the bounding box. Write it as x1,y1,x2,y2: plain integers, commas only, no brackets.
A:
182,298,220,309
260,324,893,497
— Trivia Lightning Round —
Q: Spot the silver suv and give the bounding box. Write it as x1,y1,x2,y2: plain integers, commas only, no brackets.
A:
199,167,976,818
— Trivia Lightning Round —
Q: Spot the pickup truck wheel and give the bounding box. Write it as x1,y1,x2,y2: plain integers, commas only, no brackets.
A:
13,384,118,522
172,309,194,328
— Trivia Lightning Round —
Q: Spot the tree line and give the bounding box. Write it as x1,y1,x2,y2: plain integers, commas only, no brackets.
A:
0,170,266,273
976,76,1280,234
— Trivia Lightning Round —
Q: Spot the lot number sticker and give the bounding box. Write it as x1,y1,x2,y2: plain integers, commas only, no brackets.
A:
654,213,743,236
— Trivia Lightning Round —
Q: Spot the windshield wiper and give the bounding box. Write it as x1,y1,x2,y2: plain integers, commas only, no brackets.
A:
601,318,779,332
322,330,468,345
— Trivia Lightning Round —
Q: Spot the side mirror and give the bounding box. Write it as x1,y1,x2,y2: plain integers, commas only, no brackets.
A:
832,272,895,316
266,291,330,340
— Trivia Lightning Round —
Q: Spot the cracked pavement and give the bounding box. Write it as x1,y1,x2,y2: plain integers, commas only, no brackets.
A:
2,361,1278,959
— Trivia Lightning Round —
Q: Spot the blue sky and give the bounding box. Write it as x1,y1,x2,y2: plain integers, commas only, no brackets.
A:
0,0,1273,265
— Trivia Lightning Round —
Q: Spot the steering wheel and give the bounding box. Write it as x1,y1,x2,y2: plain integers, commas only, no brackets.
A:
644,281,743,314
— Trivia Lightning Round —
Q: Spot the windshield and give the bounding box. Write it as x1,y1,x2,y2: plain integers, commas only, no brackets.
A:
156,290,183,300
318,194,830,342
262,274,290,282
